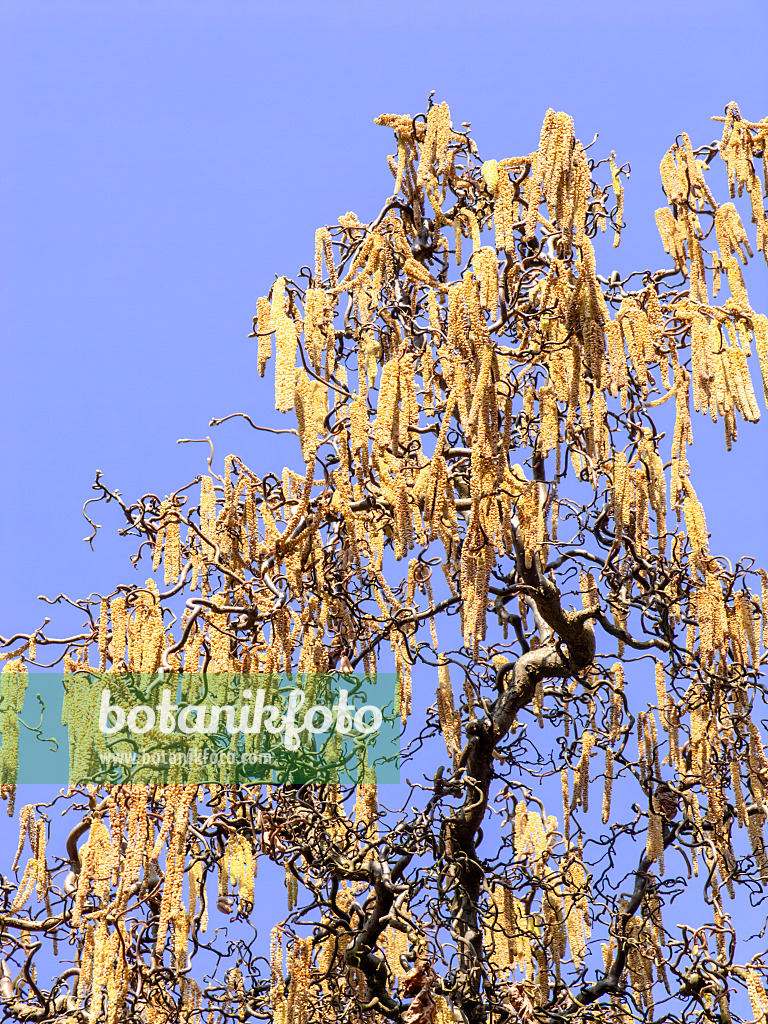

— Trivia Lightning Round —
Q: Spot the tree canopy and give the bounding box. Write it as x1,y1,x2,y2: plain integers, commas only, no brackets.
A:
2,99,768,1024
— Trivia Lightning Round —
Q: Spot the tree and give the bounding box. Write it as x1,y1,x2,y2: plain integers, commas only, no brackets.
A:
1,97,768,1024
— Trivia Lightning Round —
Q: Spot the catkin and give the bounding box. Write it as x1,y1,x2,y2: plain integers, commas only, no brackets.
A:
473,247,499,318
561,848,587,968
609,151,624,247
618,297,651,397
436,657,461,764
602,749,614,825
682,477,709,560
315,226,338,287
745,969,768,1024
646,802,664,872
571,732,595,812
256,296,272,378
164,502,181,586
109,596,126,668
272,278,299,413
718,102,768,261
655,207,687,273
716,202,753,263
579,571,599,613
561,768,570,844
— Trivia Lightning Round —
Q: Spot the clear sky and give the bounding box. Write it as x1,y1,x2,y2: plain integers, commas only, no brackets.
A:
0,0,767,990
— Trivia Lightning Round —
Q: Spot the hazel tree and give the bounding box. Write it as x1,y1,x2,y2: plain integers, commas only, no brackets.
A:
1,98,768,1024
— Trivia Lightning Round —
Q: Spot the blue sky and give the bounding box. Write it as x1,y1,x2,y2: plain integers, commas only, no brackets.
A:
0,0,767,979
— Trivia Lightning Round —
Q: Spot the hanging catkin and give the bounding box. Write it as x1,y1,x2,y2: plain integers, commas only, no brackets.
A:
602,749,614,825
571,732,595,811
256,296,272,377
436,657,461,765
272,278,299,413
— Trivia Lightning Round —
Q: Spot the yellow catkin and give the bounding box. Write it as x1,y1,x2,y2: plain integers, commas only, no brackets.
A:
571,732,595,812
602,748,614,825
354,774,378,846
270,924,285,1021
527,109,576,242
285,862,298,911
164,503,181,586
562,848,587,969
109,596,126,668
473,246,499,318
484,885,511,976
0,661,28,805
655,206,687,273
97,598,109,671
76,924,95,1007
618,297,650,397
272,277,299,413
754,313,768,405
716,202,753,264
682,477,709,561
718,102,768,260
314,226,337,288
654,660,668,728
436,656,460,764
561,768,570,844
417,101,452,189
12,804,35,872
34,818,47,899
579,571,599,613
303,287,335,373
609,151,624,247
610,663,625,742
482,158,499,195
612,452,629,542
745,969,768,1024
493,160,516,251
646,802,664,873
760,569,768,649
256,296,272,378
